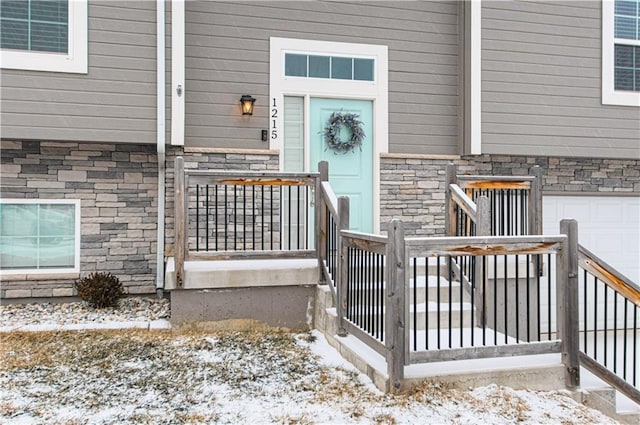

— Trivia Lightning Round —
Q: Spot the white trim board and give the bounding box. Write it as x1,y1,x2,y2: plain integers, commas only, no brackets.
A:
269,37,388,234
0,199,81,275
601,0,640,107
0,0,88,74
171,0,186,145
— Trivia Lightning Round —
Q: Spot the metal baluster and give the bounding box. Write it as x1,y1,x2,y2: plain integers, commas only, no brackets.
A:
270,186,273,250
623,298,628,380
413,257,417,351
380,255,385,343
526,254,531,342
494,255,498,345
583,269,588,354
547,254,552,340
196,184,200,251
614,290,618,373
215,185,219,251
251,186,255,250
504,254,509,344
449,256,453,349
437,258,441,349
206,185,210,251
461,255,466,347
604,280,608,367
425,257,429,350
594,276,598,361
224,185,228,250
515,254,520,343
234,185,237,250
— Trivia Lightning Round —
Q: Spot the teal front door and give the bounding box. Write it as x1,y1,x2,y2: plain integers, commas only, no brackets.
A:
310,98,374,233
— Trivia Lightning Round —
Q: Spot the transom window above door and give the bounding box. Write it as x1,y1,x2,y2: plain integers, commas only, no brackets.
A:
284,53,374,81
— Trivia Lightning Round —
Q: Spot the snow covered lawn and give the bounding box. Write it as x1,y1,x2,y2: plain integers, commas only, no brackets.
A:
0,324,616,424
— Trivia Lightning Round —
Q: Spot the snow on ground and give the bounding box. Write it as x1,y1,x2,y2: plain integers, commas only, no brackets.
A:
0,300,618,424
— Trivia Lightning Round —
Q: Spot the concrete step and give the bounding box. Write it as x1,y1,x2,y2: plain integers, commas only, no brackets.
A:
164,257,318,290
577,367,640,424
346,301,475,331
166,258,318,328
347,276,471,304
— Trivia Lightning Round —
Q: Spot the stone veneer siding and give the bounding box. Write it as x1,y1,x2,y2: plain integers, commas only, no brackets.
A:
2,141,638,299
380,154,640,236
0,143,281,300
0,141,159,300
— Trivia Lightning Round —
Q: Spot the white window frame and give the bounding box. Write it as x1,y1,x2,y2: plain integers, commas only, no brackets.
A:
0,199,81,275
0,0,88,74
602,0,640,106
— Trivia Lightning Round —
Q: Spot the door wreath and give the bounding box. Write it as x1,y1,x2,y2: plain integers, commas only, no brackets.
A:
321,111,366,154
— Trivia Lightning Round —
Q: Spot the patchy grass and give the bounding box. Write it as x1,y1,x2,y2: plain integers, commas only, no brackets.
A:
0,327,617,424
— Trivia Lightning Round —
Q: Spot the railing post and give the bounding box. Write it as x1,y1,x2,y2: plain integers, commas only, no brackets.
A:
559,219,580,389
386,219,406,392
445,162,457,237
529,165,544,276
316,161,328,280
337,195,349,337
474,196,490,327
530,165,543,236
313,161,329,282
174,156,186,288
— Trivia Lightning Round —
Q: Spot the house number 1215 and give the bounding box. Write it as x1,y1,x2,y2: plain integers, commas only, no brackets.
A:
271,98,278,140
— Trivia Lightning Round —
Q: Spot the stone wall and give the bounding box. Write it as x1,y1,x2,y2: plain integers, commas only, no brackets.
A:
2,140,638,300
0,141,159,299
380,154,640,236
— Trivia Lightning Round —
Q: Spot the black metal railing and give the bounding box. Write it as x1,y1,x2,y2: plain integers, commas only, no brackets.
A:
578,244,640,403
190,182,312,252
446,163,542,238
173,157,321,287
340,233,388,351
337,221,572,392
407,252,553,353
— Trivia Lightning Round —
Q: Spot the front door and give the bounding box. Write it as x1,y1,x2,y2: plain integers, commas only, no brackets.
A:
310,98,374,233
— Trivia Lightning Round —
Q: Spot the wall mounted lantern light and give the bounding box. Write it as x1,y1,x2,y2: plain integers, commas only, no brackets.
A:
240,95,256,115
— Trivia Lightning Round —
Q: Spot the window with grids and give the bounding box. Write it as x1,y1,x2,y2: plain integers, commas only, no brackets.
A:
614,0,640,91
0,200,80,272
285,53,375,81
0,0,68,53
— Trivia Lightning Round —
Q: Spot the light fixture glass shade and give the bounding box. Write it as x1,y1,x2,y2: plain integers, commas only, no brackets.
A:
240,95,256,115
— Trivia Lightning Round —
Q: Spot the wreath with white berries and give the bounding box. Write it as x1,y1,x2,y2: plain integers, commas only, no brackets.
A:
320,111,366,154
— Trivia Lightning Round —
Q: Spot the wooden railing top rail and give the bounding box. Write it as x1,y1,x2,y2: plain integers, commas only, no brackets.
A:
404,234,566,257
578,244,640,308
341,230,388,256
185,170,319,187
320,181,339,218
449,183,478,221
456,175,534,190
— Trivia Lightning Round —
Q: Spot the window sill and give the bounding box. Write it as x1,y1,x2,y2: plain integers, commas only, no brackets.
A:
602,91,640,107
0,272,80,281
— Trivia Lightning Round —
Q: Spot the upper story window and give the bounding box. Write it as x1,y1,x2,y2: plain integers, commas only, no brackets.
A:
603,0,640,106
0,199,81,274
285,53,375,81
0,0,87,73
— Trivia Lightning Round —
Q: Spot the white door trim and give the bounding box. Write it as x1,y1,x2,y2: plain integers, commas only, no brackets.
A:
269,37,388,234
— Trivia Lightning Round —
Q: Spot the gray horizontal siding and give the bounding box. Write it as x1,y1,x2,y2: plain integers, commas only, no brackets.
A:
482,1,640,159
0,1,157,144
184,1,460,154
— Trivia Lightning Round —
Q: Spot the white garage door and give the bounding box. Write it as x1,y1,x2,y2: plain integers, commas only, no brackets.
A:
543,195,640,284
